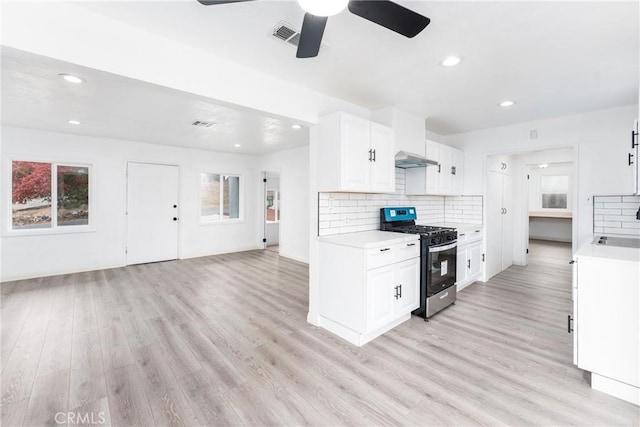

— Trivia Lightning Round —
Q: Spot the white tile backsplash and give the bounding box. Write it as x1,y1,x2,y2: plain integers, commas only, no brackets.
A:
592,195,640,237
318,168,483,236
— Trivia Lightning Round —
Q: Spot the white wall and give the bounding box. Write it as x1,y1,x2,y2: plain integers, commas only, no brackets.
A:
447,105,638,253
1,1,370,126
1,127,260,281
258,145,310,263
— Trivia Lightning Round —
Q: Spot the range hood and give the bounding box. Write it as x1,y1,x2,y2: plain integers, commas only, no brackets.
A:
395,151,438,169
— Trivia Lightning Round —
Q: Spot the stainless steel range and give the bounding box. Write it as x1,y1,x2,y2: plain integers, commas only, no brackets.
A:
380,207,457,320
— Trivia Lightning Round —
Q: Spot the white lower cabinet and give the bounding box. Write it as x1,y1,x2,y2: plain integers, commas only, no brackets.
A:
455,229,483,291
318,232,420,346
573,247,640,405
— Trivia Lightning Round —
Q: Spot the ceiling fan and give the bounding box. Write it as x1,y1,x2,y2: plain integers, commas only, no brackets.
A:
196,0,430,58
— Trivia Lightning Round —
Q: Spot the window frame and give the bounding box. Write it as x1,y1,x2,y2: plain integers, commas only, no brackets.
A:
265,188,280,224
5,156,95,236
199,171,244,225
539,173,571,213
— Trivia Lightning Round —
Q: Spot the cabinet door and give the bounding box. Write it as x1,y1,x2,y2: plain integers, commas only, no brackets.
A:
451,148,464,195
340,114,371,191
634,120,639,195
370,123,395,193
456,247,469,286
425,140,440,193
469,243,482,278
485,171,503,280
577,257,640,387
501,174,513,270
438,144,452,193
394,258,420,314
366,265,395,332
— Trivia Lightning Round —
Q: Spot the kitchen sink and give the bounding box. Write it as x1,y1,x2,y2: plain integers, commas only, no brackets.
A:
593,236,640,249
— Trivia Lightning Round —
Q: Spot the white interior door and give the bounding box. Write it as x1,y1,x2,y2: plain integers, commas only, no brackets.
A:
126,162,179,265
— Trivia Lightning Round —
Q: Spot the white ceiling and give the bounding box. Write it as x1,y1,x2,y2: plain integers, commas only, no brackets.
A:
1,47,310,155
1,1,638,153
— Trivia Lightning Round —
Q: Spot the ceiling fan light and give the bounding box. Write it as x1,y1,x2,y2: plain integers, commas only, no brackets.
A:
297,0,348,17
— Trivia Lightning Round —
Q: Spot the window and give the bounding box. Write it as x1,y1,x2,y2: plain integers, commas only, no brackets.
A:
541,175,569,209
11,161,90,230
200,173,241,222
266,189,280,223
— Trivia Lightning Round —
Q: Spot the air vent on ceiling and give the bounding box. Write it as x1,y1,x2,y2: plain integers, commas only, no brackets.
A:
192,120,216,128
271,21,325,49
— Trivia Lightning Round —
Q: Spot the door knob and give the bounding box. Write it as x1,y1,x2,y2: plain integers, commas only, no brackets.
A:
173,205,177,208
173,217,178,221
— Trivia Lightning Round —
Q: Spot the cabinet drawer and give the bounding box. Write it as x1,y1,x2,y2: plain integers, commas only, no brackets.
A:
367,241,420,269
366,246,396,269
395,241,420,262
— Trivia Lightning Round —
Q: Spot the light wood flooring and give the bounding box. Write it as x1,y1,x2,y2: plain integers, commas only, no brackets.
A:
1,240,639,426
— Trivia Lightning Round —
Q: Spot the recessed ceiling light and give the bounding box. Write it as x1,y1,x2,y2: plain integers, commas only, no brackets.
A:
59,74,85,84
234,144,241,148
68,120,81,125
292,124,302,130
499,100,516,107
441,56,461,67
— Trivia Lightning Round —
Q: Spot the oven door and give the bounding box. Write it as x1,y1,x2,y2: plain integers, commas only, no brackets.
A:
426,242,457,296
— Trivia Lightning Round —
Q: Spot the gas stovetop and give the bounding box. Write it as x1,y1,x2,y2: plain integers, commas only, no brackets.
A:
384,224,455,237
379,207,457,239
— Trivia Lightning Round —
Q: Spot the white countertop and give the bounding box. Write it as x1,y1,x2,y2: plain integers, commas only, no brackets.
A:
576,241,640,263
317,230,419,249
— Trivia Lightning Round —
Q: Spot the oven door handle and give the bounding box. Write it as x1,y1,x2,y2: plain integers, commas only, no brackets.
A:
428,242,458,253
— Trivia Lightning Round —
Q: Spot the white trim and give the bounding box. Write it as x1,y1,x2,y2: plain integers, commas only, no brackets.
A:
0,263,123,283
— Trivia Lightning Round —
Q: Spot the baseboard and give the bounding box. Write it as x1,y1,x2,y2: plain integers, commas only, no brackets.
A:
1,263,124,283
179,245,262,260
278,251,309,264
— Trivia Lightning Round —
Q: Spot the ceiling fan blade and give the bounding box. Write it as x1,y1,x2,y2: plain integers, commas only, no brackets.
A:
347,0,430,38
296,13,328,59
197,0,256,5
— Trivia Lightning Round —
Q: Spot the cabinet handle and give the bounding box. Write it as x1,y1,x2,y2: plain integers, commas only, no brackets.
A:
451,166,456,175
482,253,485,262
398,284,402,298
368,149,373,162
632,130,638,149
504,208,507,215
569,260,575,264
567,315,573,333
467,259,471,269
406,243,416,247
394,285,399,299
372,149,376,162
380,248,391,252
437,164,441,173
629,153,635,166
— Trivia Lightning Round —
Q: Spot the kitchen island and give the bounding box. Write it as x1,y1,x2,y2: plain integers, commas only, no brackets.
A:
573,240,640,405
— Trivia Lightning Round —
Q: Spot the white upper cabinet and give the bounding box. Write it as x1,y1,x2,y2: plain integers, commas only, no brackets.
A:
631,119,639,195
405,140,464,195
487,154,512,175
318,112,395,193
372,106,426,156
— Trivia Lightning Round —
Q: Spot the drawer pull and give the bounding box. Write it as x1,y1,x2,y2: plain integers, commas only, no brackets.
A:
406,243,416,247
380,248,391,252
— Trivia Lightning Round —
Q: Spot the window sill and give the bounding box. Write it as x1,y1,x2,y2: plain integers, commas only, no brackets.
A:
3,225,97,238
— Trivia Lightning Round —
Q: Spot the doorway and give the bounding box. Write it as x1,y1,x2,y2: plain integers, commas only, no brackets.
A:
526,162,573,241
263,171,280,253
126,162,179,265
